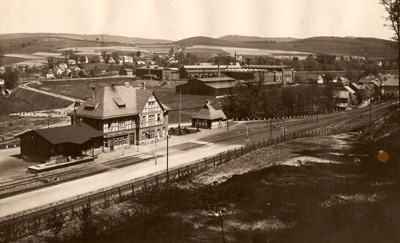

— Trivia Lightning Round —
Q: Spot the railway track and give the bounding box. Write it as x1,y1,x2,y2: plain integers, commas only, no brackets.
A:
0,101,393,200
0,154,148,199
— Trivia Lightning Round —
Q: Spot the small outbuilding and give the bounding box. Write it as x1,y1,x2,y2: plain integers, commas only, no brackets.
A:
16,124,104,163
191,101,227,129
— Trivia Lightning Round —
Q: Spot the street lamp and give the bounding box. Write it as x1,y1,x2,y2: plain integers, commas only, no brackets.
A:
166,135,170,184
154,137,157,165
245,118,250,141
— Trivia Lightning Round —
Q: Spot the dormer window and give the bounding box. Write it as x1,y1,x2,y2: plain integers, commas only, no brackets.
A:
113,97,126,108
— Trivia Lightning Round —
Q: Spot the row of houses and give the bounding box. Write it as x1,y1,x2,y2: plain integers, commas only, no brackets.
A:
334,74,399,110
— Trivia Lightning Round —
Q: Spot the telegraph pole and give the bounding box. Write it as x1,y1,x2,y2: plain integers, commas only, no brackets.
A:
167,135,169,184
179,88,182,130
369,98,372,127
269,118,272,140
154,138,157,165
245,118,249,141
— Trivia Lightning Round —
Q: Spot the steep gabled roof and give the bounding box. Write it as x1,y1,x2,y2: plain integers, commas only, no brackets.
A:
192,102,226,120
72,85,159,119
17,124,104,145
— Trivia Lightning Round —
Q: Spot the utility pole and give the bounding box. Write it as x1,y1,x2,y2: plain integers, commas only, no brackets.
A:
369,98,372,127
245,118,249,141
47,112,51,128
154,138,157,165
179,88,182,130
269,118,272,140
167,135,169,184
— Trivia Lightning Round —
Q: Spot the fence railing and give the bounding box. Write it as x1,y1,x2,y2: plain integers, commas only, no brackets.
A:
0,124,364,242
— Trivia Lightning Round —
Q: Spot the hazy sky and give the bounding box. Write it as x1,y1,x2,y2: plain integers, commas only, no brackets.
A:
0,0,394,40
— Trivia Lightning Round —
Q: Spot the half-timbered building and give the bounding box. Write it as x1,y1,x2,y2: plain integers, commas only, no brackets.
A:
69,82,170,151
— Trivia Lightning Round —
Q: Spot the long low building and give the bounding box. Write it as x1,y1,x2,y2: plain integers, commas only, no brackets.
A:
179,64,241,79
16,124,104,163
241,65,295,84
176,76,281,96
136,66,179,80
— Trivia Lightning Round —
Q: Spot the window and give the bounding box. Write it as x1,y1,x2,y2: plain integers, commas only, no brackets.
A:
150,130,155,139
163,127,166,135
142,132,147,140
148,115,155,125
104,141,108,148
119,137,123,145
157,114,161,122
114,138,118,146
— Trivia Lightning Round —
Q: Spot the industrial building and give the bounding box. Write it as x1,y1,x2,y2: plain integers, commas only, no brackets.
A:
179,64,241,79
136,66,179,80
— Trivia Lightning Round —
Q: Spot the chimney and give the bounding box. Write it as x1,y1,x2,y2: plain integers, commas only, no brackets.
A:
217,56,220,78
141,81,146,90
234,51,237,64
124,82,130,87
91,86,95,98
111,83,114,89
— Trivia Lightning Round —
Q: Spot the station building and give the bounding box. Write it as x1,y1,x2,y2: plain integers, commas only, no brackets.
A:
191,101,227,129
69,82,170,151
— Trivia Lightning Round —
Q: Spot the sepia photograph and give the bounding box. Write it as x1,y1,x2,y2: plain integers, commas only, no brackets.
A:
0,0,399,242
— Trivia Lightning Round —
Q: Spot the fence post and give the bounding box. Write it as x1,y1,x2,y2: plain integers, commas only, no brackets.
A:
220,153,222,164
178,169,180,179
104,192,107,207
196,162,199,173
227,150,230,161
71,204,75,219
187,165,190,175
213,156,216,167
131,183,135,197
241,146,243,155
144,179,147,192
156,175,159,188
235,148,237,158
118,187,122,201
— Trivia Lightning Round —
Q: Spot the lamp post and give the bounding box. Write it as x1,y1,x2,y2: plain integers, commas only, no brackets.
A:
154,137,157,165
245,118,250,141
369,98,373,127
269,118,272,140
167,135,170,184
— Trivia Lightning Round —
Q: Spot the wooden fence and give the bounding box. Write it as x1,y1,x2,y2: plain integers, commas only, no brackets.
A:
0,124,363,242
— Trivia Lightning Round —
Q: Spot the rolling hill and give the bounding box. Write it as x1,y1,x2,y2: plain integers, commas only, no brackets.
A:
219,35,298,43
175,36,397,58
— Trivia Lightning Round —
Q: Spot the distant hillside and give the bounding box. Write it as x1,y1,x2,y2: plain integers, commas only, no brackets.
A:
175,36,236,47
219,35,298,43
175,36,397,58
0,33,172,56
83,34,171,44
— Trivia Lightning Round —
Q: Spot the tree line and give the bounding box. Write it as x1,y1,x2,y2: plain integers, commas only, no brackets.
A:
222,80,338,120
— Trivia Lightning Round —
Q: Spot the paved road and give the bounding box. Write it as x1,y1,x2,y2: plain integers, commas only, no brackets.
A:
0,101,395,220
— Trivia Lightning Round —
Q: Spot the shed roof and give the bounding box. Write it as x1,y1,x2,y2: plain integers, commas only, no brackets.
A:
17,124,104,145
192,102,227,120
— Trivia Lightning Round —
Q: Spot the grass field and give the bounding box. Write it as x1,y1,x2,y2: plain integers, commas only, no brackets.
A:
0,56,29,66
27,80,220,124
